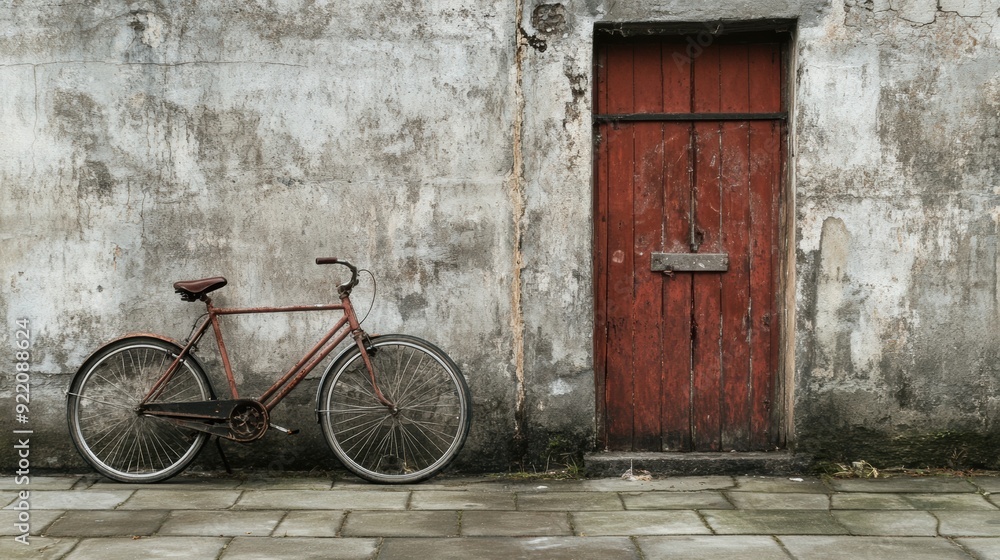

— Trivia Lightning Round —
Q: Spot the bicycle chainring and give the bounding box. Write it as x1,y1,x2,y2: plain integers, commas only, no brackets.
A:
227,400,269,442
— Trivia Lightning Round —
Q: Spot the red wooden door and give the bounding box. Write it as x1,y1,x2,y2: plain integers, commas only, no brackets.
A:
594,37,784,452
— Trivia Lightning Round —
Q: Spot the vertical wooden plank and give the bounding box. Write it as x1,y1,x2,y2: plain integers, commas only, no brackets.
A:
630,42,665,450
660,42,693,451
690,44,722,451
593,42,610,448
749,43,782,113
748,42,782,447
748,120,778,448
604,42,635,450
718,44,752,450
662,41,693,114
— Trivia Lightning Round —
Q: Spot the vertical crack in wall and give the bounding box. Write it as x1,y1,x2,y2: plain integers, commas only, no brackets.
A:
509,0,528,462
32,64,39,185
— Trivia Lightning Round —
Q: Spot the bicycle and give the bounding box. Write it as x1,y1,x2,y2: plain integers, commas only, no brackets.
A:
66,258,472,484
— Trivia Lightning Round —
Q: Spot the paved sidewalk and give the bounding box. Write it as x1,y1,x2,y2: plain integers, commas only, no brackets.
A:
4,473,1000,559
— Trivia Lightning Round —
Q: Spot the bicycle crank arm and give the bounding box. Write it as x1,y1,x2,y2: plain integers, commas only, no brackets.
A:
141,399,270,443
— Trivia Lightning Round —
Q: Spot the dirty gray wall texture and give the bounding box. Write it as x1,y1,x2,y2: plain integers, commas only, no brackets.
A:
793,1,1000,466
2,0,1000,474
1,1,518,473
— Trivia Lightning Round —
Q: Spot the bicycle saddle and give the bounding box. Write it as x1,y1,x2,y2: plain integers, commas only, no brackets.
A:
173,277,227,302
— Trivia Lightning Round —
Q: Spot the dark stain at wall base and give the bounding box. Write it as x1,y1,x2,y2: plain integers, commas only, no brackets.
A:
800,427,1000,472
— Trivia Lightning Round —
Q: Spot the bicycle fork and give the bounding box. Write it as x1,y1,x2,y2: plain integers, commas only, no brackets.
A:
354,330,397,413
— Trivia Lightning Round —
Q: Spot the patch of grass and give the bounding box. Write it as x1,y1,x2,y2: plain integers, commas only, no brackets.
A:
493,464,585,481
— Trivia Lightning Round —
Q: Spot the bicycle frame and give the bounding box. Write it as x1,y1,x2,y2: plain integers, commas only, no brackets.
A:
141,291,393,413
68,257,471,485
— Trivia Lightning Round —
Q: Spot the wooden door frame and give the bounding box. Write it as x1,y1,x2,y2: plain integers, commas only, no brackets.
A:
591,24,796,451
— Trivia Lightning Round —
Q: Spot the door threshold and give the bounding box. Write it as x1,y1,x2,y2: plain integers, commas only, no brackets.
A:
584,451,810,477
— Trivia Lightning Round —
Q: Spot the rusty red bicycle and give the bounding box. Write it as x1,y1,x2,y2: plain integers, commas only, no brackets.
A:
66,258,472,484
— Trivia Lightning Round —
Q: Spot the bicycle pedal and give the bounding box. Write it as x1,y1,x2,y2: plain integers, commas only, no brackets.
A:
269,423,299,435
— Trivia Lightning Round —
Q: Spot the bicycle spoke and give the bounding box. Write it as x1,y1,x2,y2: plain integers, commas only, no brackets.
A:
396,422,439,467
321,337,470,483
69,392,138,412
69,339,211,482
335,415,392,450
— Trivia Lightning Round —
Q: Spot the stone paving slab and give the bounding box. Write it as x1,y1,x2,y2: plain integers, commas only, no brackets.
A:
516,491,623,511
703,510,848,535
237,478,335,490
955,537,1000,558
934,511,1000,536
902,492,998,510
158,510,284,536
44,510,167,537
0,476,82,491
620,491,732,510
829,477,977,493
331,475,496,490
235,489,409,510
0,536,79,559
831,510,939,536
376,536,641,560
725,491,830,510
220,536,378,559
572,510,710,536
635,535,792,560
84,476,244,490
830,492,916,510
460,511,573,536
970,476,1000,493
10,490,134,510
409,490,516,510
0,509,63,536
342,510,459,537
272,510,345,537
119,489,243,510
63,536,228,559
571,476,736,492
733,476,829,493
0,491,19,508
778,536,972,560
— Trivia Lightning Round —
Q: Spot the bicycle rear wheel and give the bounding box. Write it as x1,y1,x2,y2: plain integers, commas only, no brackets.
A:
67,336,213,483
318,335,472,484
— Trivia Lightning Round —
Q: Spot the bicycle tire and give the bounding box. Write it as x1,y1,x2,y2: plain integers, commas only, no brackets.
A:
318,334,472,483
66,336,214,483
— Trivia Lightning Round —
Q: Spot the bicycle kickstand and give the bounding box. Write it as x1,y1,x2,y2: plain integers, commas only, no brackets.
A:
214,437,233,475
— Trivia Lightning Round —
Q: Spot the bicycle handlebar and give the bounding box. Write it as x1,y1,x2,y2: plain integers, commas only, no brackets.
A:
316,257,359,294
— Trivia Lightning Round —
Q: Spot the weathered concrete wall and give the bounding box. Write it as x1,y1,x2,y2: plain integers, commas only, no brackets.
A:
793,1,1000,466
3,0,1000,474
1,1,518,472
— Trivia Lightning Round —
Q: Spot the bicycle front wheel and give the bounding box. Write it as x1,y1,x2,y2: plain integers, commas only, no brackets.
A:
67,336,214,483
319,335,472,484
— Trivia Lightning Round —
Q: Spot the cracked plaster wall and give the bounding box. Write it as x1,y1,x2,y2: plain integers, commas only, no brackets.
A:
794,1,1000,465
1,1,518,472
2,0,1000,472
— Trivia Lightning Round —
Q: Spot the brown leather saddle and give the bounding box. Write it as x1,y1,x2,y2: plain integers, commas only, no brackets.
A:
173,277,227,302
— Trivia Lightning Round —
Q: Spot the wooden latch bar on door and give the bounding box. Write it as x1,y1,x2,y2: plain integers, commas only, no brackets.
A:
651,253,729,274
